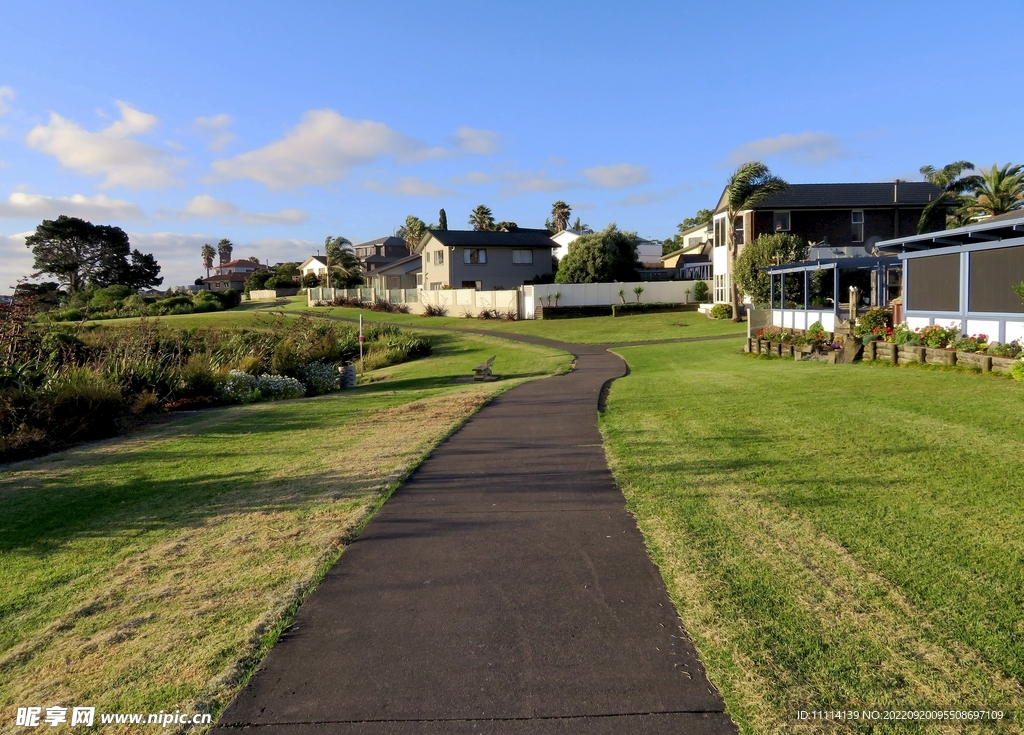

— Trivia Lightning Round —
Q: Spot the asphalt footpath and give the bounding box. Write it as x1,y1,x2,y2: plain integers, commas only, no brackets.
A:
214,337,737,734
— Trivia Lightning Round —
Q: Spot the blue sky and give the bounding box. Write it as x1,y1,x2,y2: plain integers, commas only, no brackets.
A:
1,0,1021,291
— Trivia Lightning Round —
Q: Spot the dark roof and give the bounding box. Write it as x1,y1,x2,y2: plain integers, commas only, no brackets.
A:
203,272,249,282
878,211,1024,253
752,182,943,210
355,236,407,248
424,228,556,249
371,253,422,275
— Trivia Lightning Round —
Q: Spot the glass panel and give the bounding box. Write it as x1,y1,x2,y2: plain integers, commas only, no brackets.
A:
808,268,835,308
785,270,805,308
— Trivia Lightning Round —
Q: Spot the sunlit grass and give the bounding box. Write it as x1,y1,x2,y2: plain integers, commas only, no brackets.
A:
0,332,570,732
601,339,1024,733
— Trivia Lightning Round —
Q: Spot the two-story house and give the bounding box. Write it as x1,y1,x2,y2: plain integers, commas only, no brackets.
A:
709,181,943,303
416,229,556,290
353,236,411,273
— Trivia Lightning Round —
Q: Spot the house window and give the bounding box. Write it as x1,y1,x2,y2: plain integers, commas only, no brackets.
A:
851,211,864,243
714,273,729,303
429,282,443,290
733,216,745,246
434,250,444,265
512,249,533,264
464,248,487,264
773,211,791,232
461,280,482,290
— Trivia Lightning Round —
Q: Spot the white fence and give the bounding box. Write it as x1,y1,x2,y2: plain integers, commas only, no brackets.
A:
419,288,518,317
522,281,706,319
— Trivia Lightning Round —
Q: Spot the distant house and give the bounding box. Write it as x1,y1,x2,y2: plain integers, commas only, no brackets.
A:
660,221,713,280
214,259,263,275
416,229,557,290
550,229,589,261
298,255,329,279
202,272,248,292
709,181,944,303
367,253,421,291
353,236,411,273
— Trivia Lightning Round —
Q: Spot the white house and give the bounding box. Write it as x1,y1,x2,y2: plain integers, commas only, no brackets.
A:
298,255,329,279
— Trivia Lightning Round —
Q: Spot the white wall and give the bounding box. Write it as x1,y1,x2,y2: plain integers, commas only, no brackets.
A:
522,281,705,319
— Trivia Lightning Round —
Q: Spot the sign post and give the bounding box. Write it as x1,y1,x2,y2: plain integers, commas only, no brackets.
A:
358,314,364,373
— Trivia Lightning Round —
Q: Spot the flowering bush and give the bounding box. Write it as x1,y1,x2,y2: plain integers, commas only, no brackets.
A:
1011,359,1024,382
870,325,894,341
918,324,959,349
220,370,259,403
987,340,1023,358
756,326,790,342
889,323,918,345
953,334,988,353
302,361,339,395
255,374,305,400
854,307,891,341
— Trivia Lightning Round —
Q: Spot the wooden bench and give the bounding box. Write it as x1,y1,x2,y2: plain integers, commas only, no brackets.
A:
473,355,496,382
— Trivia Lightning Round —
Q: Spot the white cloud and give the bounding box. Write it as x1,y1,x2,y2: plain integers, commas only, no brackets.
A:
499,170,579,193
25,101,184,188
193,114,236,151
165,194,307,224
0,87,13,116
208,110,447,189
451,171,493,185
726,132,847,166
452,127,500,155
0,191,146,220
0,231,35,293
581,163,650,189
362,177,457,197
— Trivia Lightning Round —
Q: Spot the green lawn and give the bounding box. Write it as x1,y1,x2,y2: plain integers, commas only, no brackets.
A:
0,332,569,727
601,339,1024,733
279,299,747,343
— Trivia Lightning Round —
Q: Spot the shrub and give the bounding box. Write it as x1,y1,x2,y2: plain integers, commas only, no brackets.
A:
693,281,709,303
422,303,448,317
219,370,259,403
369,297,410,314
918,324,959,349
178,354,222,398
710,303,732,319
255,374,305,400
987,340,1023,358
890,323,919,345
477,309,498,320
302,361,339,396
953,334,988,353
1011,359,1024,382
854,307,891,340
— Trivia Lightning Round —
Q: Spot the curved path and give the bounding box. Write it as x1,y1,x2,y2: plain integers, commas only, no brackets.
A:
215,333,737,734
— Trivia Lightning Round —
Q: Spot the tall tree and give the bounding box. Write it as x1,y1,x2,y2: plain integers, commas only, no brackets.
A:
397,216,428,249
680,208,713,231
546,201,571,232
468,204,495,231
969,163,1024,217
724,162,789,321
554,224,640,284
734,233,808,305
217,238,234,265
438,208,448,230
917,161,980,233
25,216,162,292
201,243,215,277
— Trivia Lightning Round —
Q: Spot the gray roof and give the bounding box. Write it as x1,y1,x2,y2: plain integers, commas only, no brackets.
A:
877,211,1024,253
355,235,407,248
371,253,422,275
424,228,557,249
753,182,943,210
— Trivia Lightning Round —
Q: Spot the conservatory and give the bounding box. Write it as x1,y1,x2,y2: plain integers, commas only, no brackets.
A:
763,257,901,332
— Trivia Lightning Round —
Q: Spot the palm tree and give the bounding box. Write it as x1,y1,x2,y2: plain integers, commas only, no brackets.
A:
548,201,571,232
217,238,234,265
200,243,215,277
323,235,356,289
397,215,428,250
917,161,980,233
724,162,789,322
970,163,1024,217
570,216,592,233
468,205,495,231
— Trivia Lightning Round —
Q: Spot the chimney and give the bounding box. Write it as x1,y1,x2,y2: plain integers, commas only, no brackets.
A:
894,179,899,203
